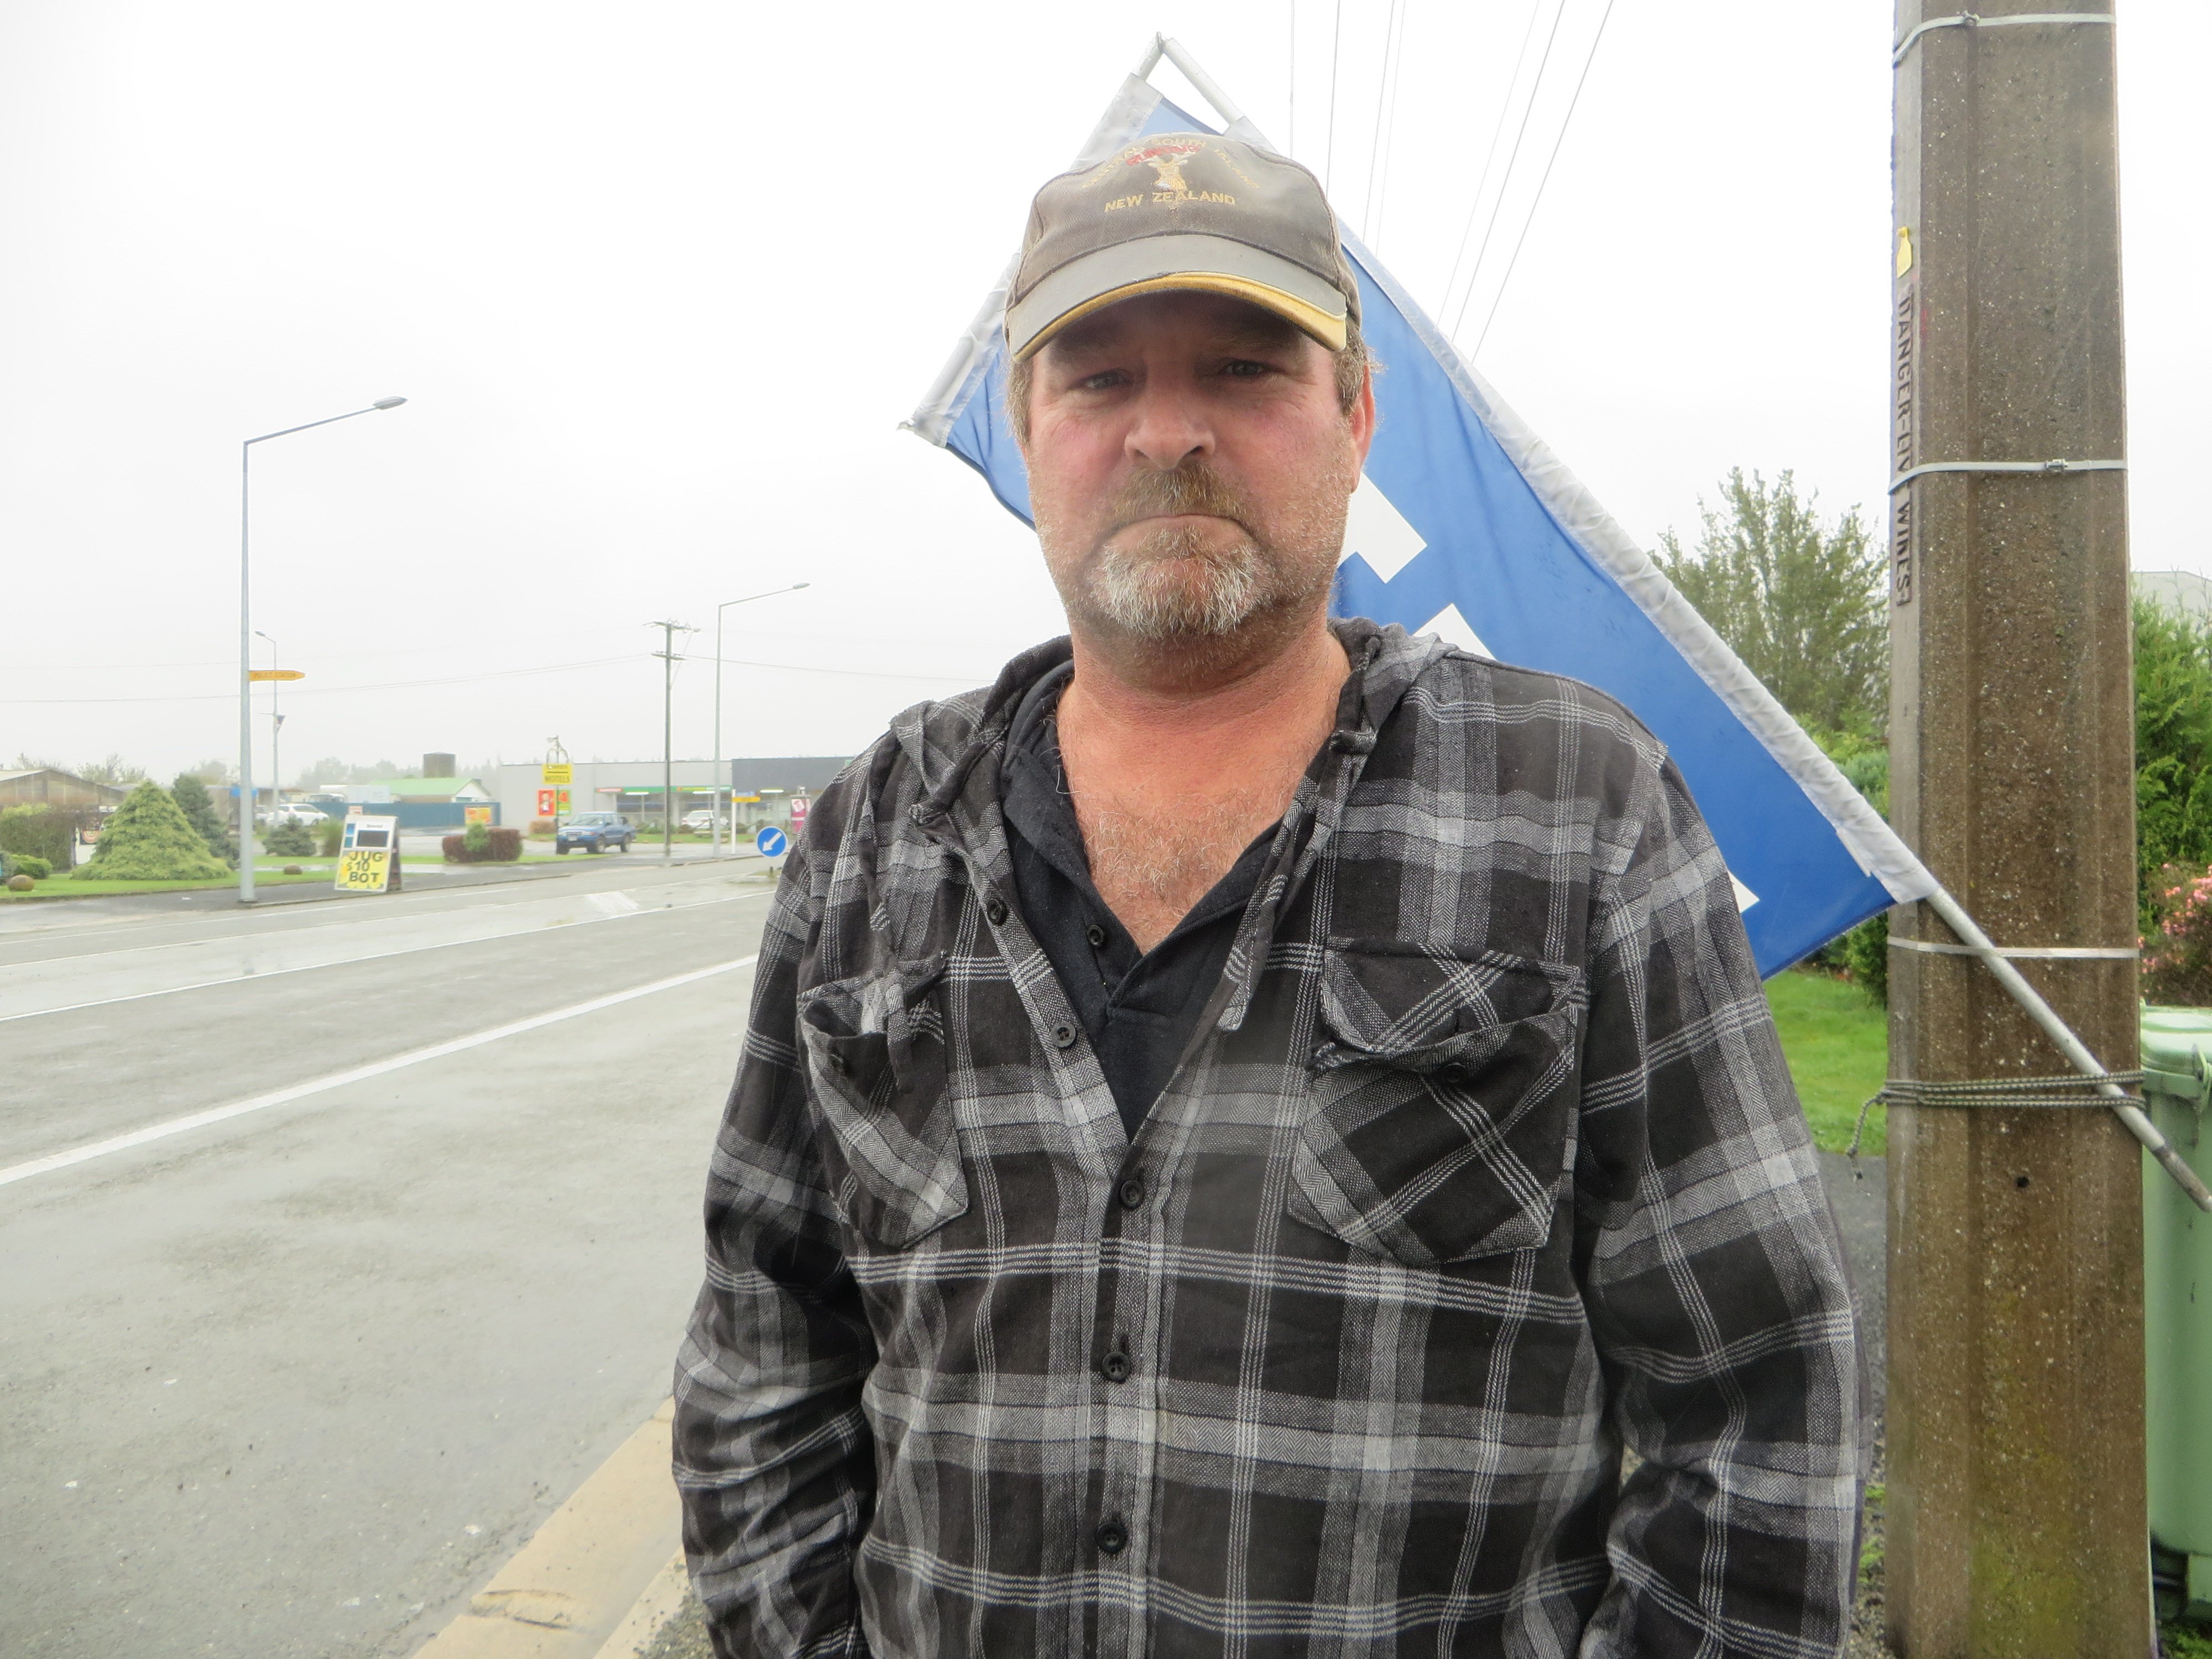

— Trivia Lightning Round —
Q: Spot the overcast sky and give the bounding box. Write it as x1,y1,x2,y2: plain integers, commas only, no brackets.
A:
2,2,2203,784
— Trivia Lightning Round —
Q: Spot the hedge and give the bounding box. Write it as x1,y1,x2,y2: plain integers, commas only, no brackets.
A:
442,826,522,863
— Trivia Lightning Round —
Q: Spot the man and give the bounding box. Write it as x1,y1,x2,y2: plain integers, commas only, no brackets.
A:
676,134,1861,1657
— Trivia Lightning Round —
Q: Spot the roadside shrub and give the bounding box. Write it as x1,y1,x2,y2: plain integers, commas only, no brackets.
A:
7,854,53,879
265,820,316,856
529,817,554,837
170,772,237,865
72,781,228,880
315,816,343,858
2137,600,2212,935
443,825,523,863
0,804,76,870
2143,862,2212,1006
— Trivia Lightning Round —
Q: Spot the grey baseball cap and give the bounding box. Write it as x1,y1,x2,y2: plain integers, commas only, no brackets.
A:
1005,133,1358,363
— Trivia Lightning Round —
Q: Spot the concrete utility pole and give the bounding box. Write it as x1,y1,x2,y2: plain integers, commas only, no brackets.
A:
1887,5,2143,1653
650,620,694,862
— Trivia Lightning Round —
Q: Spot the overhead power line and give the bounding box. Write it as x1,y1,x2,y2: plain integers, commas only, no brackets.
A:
1323,0,1345,189
1436,0,1548,328
0,650,989,706
1448,0,1575,341
1469,0,1619,358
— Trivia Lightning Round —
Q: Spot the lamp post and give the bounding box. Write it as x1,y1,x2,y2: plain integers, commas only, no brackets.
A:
254,630,284,815
710,583,808,859
239,397,406,905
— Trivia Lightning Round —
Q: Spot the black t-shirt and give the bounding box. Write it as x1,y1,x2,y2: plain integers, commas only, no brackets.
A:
998,663,1271,1139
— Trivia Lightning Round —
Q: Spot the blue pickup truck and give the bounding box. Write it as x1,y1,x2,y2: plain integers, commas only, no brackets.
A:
554,812,635,854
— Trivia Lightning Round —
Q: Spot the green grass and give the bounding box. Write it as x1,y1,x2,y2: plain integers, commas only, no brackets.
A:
0,870,340,900
1765,967,1888,1155
2166,1620,2212,1658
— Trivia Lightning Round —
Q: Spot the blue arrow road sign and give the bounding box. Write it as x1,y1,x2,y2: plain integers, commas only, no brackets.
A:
755,826,789,859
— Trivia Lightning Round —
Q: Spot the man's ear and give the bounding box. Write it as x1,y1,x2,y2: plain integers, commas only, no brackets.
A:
1348,365,1376,468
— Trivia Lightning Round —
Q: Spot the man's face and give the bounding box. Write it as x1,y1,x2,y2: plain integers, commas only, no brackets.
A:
1020,291,1374,650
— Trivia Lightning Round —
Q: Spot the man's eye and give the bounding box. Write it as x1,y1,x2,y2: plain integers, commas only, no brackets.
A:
1075,369,1130,392
1219,359,1272,379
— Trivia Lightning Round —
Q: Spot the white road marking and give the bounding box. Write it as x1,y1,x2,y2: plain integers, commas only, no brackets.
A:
0,884,766,1025
0,954,759,1190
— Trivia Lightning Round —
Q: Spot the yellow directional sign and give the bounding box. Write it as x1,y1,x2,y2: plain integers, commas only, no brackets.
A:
541,763,573,786
249,669,306,682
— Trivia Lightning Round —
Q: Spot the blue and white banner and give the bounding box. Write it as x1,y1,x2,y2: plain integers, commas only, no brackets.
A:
909,72,1934,976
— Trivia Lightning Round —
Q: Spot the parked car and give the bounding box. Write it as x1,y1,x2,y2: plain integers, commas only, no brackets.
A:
555,812,634,854
259,804,326,828
679,810,725,833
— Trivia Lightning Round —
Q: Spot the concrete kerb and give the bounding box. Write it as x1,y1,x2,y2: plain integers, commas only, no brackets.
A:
411,1401,691,1659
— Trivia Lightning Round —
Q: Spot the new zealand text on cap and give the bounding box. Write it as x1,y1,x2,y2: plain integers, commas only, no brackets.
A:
1005,134,1359,362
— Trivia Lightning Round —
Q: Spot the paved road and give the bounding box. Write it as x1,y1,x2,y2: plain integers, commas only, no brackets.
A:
0,859,778,1658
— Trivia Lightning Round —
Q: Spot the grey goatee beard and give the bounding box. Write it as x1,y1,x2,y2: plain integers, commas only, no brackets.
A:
1056,461,1333,645
1090,526,1270,640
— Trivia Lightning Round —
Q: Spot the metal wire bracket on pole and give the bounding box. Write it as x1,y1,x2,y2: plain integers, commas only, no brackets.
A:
1893,12,2116,66
1914,883,2212,1212
1889,457,2125,493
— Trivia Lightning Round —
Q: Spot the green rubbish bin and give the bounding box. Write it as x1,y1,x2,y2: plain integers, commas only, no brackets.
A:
2144,1004,2212,1621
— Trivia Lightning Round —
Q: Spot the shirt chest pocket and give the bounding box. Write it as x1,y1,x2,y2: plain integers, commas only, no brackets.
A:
1287,940,1585,1266
797,954,967,1250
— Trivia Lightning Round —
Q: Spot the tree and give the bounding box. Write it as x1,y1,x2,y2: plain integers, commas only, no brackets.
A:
170,772,237,866
72,781,229,881
73,753,148,787
1656,469,1887,739
181,757,236,785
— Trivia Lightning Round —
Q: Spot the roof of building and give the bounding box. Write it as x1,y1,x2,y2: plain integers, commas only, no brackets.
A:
2136,570,2212,619
380,776,491,799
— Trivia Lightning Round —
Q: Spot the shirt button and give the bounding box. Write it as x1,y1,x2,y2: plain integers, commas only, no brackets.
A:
1096,1519,1129,1556
1051,1021,1078,1048
1086,923,1107,948
984,896,1008,925
1101,1350,1131,1384
1118,1176,1145,1211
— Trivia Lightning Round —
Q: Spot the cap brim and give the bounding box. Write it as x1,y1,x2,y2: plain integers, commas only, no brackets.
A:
1006,232,1349,362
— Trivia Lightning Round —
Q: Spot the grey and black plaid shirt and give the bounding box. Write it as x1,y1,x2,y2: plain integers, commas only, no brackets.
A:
675,621,1863,1658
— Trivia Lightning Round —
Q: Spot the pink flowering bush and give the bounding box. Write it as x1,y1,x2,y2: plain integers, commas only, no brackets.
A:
2142,862,2212,1006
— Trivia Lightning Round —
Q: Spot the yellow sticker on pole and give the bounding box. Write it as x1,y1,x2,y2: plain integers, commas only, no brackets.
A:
541,763,572,786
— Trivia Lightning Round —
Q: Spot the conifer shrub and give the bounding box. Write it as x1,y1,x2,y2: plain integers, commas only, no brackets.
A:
315,816,343,858
71,782,230,880
265,820,317,857
169,773,237,865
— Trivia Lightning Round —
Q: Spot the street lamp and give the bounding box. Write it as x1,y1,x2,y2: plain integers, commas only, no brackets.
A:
711,583,810,859
238,397,406,905
254,630,285,816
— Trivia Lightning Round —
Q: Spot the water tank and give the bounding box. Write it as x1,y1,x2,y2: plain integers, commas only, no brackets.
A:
423,752,456,779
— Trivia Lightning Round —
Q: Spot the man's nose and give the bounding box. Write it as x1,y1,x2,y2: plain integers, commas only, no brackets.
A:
1123,379,1212,471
